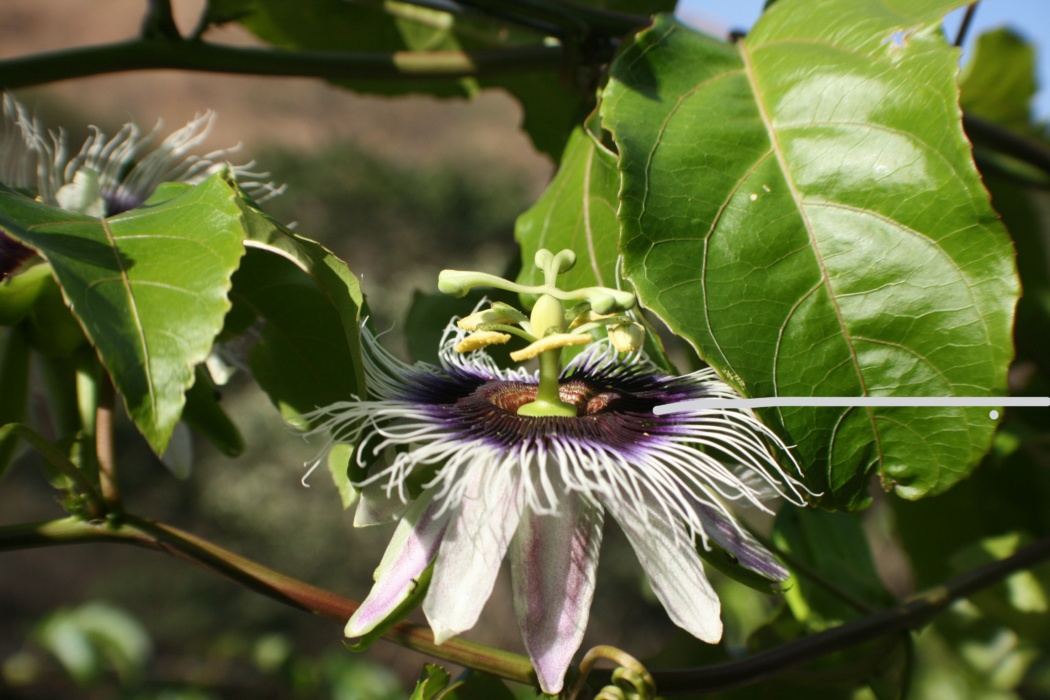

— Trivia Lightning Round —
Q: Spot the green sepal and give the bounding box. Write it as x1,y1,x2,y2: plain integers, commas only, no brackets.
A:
343,562,433,652
181,364,245,458
0,326,30,476
772,508,895,631
0,263,52,326
25,271,86,357
696,536,786,595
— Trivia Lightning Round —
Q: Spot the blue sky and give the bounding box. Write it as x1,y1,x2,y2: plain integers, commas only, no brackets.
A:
677,1,1050,123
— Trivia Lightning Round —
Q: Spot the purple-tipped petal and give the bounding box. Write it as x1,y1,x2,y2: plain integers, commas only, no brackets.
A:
604,495,722,643
424,468,523,644
511,493,604,695
345,494,449,638
695,501,789,581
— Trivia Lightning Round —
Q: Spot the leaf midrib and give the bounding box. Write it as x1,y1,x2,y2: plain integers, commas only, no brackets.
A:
100,216,157,418
737,39,884,464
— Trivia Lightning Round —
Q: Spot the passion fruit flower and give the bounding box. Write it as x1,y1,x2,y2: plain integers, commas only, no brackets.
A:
306,250,808,694
1,92,281,219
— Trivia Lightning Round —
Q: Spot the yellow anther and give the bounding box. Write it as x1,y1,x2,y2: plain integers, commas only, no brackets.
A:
509,333,590,362
455,331,512,353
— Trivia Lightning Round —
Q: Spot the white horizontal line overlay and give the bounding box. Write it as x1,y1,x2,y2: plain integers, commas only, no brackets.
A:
653,396,1050,415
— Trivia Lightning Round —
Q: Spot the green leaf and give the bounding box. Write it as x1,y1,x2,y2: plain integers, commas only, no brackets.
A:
232,192,367,421
0,176,245,455
24,270,87,357
410,664,452,700
226,244,360,424
601,5,1019,509
959,30,1050,381
772,508,894,631
960,28,1036,134
949,532,1050,640
894,434,1050,592
205,0,477,98
34,602,152,684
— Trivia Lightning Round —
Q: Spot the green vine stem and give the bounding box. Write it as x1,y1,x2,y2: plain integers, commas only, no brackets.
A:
95,376,121,508
2,514,1049,696
753,532,878,615
0,40,566,90
0,423,106,518
644,533,1050,696
0,515,536,686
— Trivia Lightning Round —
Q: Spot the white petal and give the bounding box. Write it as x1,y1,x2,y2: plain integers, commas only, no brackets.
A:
344,494,449,638
511,494,603,695
353,479,411,527
424,467,523,644
603,495,722,643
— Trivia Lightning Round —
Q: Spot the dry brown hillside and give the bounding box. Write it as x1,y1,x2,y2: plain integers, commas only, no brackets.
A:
2,0,552,178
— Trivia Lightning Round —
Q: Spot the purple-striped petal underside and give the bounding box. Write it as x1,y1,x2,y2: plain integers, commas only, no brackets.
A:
604,492,722,643
695,501,789,581
424,467,524,644
344,493,449,638
511,491,604,694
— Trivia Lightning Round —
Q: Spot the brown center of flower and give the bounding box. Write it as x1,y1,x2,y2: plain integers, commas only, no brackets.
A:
479,380,619,417
443,376,669,448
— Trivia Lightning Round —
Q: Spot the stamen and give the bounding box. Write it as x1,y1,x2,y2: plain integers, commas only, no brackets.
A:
509,333,590,362
454,330,511,353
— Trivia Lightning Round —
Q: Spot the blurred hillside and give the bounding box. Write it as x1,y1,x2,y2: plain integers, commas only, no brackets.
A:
2,0,554,174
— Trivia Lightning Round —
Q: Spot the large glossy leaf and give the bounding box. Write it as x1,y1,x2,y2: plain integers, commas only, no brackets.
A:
0,176,245,454
515,125,620,292
601,4,1019,509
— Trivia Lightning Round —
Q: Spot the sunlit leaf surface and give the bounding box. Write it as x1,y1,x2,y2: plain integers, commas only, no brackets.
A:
0,176,245,454
602,2,1019,508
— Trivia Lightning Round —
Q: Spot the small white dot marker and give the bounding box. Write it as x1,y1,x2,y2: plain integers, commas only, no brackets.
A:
989,409,1000,420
